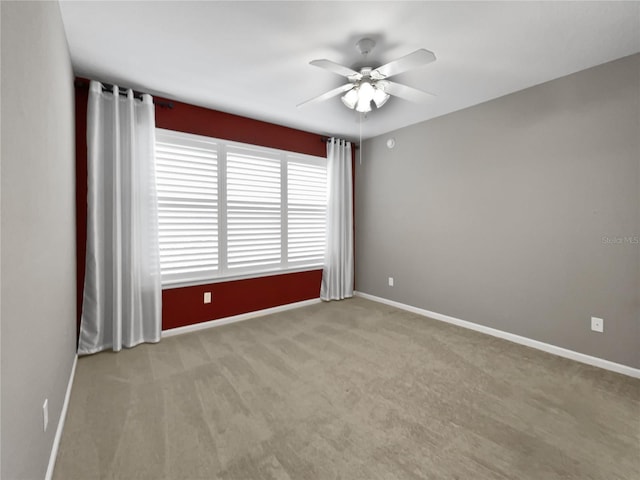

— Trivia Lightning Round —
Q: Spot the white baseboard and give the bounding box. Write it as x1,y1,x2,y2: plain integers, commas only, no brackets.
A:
45,354,78,480
162,298,322,338
355,291,640,379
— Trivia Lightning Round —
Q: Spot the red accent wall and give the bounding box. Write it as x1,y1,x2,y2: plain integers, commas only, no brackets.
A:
75,80,327,333
162,271,322,330
75,85,89,331
155,97,326,158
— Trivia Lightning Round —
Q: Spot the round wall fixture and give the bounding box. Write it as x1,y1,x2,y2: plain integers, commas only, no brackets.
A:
386,138,396,149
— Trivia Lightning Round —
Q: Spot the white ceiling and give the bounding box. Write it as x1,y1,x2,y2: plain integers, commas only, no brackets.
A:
59,1,640,141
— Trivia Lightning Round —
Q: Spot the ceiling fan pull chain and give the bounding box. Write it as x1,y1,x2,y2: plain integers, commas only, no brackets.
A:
359,113,363,165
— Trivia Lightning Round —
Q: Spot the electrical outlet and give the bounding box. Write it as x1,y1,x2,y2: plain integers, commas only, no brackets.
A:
203,292,212,304
43,399,48,432
591,317,604,333
388,277,394,287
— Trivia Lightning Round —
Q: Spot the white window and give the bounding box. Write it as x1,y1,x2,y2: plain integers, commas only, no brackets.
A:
154,129,327,286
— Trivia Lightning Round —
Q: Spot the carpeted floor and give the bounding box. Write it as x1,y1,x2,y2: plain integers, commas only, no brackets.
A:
53,297,639,480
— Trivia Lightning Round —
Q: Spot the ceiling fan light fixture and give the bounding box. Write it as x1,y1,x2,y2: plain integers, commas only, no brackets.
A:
355,98,372,113
372,87,390,108
339,79,394,113
358,81,375,102
354,81,374,112
341,88,359,109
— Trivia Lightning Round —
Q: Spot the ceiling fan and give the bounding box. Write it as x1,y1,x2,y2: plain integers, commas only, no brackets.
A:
298,37,436,114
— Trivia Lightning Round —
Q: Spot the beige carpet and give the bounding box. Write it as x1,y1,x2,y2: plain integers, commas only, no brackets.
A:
53,297,639,480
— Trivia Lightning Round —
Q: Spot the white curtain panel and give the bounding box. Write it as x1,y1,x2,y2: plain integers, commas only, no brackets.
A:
78,81,162,355
321,138,354,301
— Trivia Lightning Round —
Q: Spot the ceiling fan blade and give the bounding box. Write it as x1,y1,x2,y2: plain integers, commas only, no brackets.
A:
310,59,362,80
297,83,355,108
372,49,436,79
377,80,434,103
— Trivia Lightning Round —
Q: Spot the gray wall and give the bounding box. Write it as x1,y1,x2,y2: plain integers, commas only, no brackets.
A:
1,1,77,478
356,54,639,369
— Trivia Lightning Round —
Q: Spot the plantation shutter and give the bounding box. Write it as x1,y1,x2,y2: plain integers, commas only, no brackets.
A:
155,129,219,283
226,144,282,271
287,156,327,266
